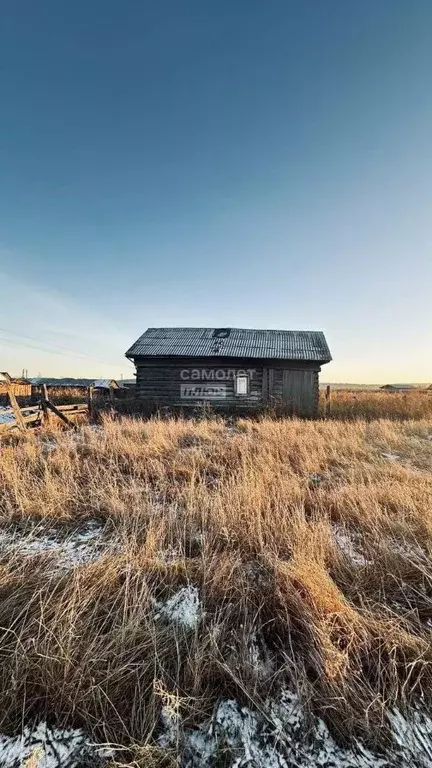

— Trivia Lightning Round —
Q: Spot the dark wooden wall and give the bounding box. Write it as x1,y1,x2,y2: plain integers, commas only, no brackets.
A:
133,357,321,416
265,367,319,416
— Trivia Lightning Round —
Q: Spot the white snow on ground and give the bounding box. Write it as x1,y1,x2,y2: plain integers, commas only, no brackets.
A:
0,407,16,425
0,519,111,569
389,707,432,764
381,537,425,560
332,526,428,569
181,690,388,768
0,406,40,429
158,706,182,749
332,525,370,567
156,688,432,767
0,721,112,767
381,452,400,461
154,586,201,630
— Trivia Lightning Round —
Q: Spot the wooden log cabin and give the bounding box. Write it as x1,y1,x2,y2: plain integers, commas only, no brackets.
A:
126,327,331,416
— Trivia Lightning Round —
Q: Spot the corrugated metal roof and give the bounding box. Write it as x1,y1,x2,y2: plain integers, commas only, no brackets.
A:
93,379,119,388
380,384,415,390
126,328,332,363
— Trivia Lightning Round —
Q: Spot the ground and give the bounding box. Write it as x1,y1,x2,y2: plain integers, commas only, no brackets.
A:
0,405,431,766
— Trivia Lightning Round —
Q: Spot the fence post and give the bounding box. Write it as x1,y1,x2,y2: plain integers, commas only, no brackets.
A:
0,372,27,432
41,384,50,426
45,399,76,428
325,385,332,418
87,386,93,419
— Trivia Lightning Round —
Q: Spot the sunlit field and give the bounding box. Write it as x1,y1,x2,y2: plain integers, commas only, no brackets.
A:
0,405,431,766
321,388,432,420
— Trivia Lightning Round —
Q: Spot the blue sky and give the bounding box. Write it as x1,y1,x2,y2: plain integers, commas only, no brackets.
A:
1,0,431,382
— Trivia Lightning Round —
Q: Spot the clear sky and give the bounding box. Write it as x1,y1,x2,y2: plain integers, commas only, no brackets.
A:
1,1,431,382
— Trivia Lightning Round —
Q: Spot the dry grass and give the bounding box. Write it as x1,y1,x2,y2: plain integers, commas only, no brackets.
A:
323,389,432,420
31,385,89,405
0,410,431,763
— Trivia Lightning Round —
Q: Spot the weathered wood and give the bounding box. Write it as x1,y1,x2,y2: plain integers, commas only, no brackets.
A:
0,410,40,433
325,385,331,418
0,381,31,397
132,357,322,416
282,370,316,416
87,387,93,418
53,402,88,412
17,406,44,414
268,368,275,404
0,400,87,435
42,384,50,425
45,399,77,428
262,367,269,402
0,372,27,432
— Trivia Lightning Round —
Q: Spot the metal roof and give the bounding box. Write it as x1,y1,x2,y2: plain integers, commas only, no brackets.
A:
126,327,332,363
380,384,415,390
93,379,119,389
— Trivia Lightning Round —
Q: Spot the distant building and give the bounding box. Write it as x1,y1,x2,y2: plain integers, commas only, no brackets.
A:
118,379,136,389
380,384,416,392
92,379,119,389
30,378,93,387
125,326,332,416
31,378,120,389
0,378,31,401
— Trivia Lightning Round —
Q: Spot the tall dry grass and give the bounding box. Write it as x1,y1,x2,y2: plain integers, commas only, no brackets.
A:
0,413,431,762
322,388,432,420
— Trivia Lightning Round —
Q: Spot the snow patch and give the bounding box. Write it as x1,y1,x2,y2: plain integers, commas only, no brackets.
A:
154,586,201,630
0,407,16,425
382,537,424,561
332,525,370,567
0,721,112,767
0,519,111,569
389,707,432,766
381,452,400,461
177,689,432,767
158,706,181,749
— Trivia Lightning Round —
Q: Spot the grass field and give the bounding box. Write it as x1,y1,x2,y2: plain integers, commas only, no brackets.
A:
321,389,432,421
0,400,431,766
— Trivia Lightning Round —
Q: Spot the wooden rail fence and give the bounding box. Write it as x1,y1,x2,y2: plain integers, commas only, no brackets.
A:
0,372,89,434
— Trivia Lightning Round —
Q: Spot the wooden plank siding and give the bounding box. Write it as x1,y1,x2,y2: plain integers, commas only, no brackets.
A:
134,357,321,416
0,381,32,407
263,366,319,416
0,382,31,397
136,357,263,408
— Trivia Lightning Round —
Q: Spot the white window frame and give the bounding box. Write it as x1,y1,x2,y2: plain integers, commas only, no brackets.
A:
235,373,249,396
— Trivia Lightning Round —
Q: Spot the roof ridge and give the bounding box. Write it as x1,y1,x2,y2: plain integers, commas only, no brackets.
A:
146,326,327,333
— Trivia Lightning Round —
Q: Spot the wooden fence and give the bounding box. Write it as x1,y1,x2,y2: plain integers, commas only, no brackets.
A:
0,379,32,406
0,400,89,434
0,373,89,434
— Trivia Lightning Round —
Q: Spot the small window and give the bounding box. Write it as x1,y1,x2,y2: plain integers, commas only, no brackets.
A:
235,374,249,396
